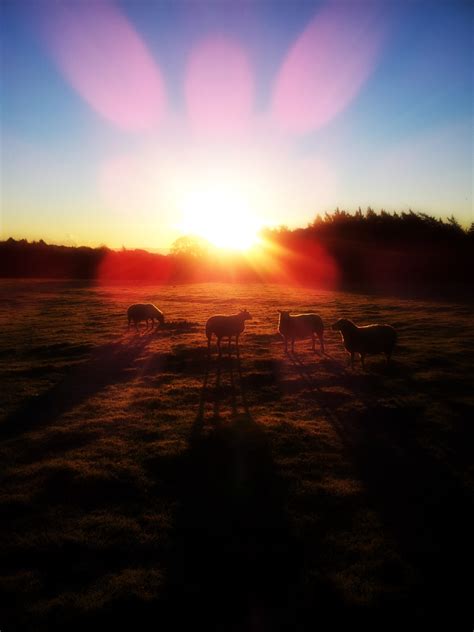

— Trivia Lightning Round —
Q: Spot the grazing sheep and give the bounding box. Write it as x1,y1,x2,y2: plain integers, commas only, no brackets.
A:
331,318,397,369
278,310,325,353
127,303,164,331
206,309,252,357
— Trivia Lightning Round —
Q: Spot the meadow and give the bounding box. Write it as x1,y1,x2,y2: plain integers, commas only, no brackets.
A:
0,279,473,630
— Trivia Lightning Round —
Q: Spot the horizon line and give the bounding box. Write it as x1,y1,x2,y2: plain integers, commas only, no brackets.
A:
2,207,472,254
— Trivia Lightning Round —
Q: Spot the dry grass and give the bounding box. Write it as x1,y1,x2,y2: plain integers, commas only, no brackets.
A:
0,280,473,630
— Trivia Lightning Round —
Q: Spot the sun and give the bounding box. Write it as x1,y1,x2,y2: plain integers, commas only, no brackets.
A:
179,186,261,251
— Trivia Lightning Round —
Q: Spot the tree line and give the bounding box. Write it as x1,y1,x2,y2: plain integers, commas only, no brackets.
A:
1,210,472,294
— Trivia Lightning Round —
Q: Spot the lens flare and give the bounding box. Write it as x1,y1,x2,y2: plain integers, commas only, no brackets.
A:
42,1,166,131
272,2,385,133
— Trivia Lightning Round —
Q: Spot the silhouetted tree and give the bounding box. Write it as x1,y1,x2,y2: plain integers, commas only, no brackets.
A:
171,235,211,259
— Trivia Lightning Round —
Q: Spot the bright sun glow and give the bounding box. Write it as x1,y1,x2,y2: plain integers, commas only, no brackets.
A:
180,186,262,251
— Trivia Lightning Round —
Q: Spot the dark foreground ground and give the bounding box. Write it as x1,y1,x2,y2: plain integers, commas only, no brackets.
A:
0,280,473,630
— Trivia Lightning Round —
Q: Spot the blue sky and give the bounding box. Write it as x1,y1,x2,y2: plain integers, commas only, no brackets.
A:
1,0,472,249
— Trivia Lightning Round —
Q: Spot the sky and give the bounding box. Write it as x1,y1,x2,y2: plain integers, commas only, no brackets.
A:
0,0,472,251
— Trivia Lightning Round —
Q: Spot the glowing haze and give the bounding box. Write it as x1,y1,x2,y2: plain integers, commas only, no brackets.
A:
43,2,166,131
1,0,472,250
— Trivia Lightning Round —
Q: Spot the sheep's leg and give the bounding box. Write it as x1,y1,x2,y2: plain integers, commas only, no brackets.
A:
128,318,131,329
207,335,212,357
291,338,295,353
283,338,288,353
360,353,366,370
228,337,232,355
236,335,240,355
217,337,222,357
311,333,316,352
350,352,355,368
319,332,325,354
151,318,155,329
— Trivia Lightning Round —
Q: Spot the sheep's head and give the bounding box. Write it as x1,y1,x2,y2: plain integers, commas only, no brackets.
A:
332,318,353,331
158,312,165,325
277,310,290,321
239,309,252,321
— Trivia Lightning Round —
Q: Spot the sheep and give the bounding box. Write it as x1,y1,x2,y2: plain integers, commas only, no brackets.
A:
331,318,397,369
278,310,325,354
206,309,252,357
127,303,164,331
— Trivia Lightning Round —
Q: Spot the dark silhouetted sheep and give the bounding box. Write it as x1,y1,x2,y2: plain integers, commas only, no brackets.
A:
332,318,397,368
278,311,324,353
127,303,164,331
206,309,252,357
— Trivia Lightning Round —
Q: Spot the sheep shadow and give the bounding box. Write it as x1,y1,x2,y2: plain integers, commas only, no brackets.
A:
0,336,151,440
287,349,407,405
165,344,210,378
160,354,330,630
155,320,200,336
286,352,474,625
125,319,198,337
194,352,250,426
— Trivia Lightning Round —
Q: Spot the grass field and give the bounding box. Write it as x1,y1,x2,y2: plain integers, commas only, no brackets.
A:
0,280,473,630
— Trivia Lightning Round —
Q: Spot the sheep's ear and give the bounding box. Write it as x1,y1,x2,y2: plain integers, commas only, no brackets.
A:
277,309,282,314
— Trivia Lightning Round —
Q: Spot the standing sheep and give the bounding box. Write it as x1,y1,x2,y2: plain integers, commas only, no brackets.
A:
127,303,164,331
332,318,397,369
206,309,252,357
278,310,325,353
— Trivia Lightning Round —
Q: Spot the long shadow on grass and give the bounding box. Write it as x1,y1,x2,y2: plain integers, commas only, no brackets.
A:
161,353,341,630
0,337,152,440
288,352,474,625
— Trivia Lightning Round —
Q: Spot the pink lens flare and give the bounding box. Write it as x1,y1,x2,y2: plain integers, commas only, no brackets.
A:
43,1,166,131
185,35,254,135
272,2,385,134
